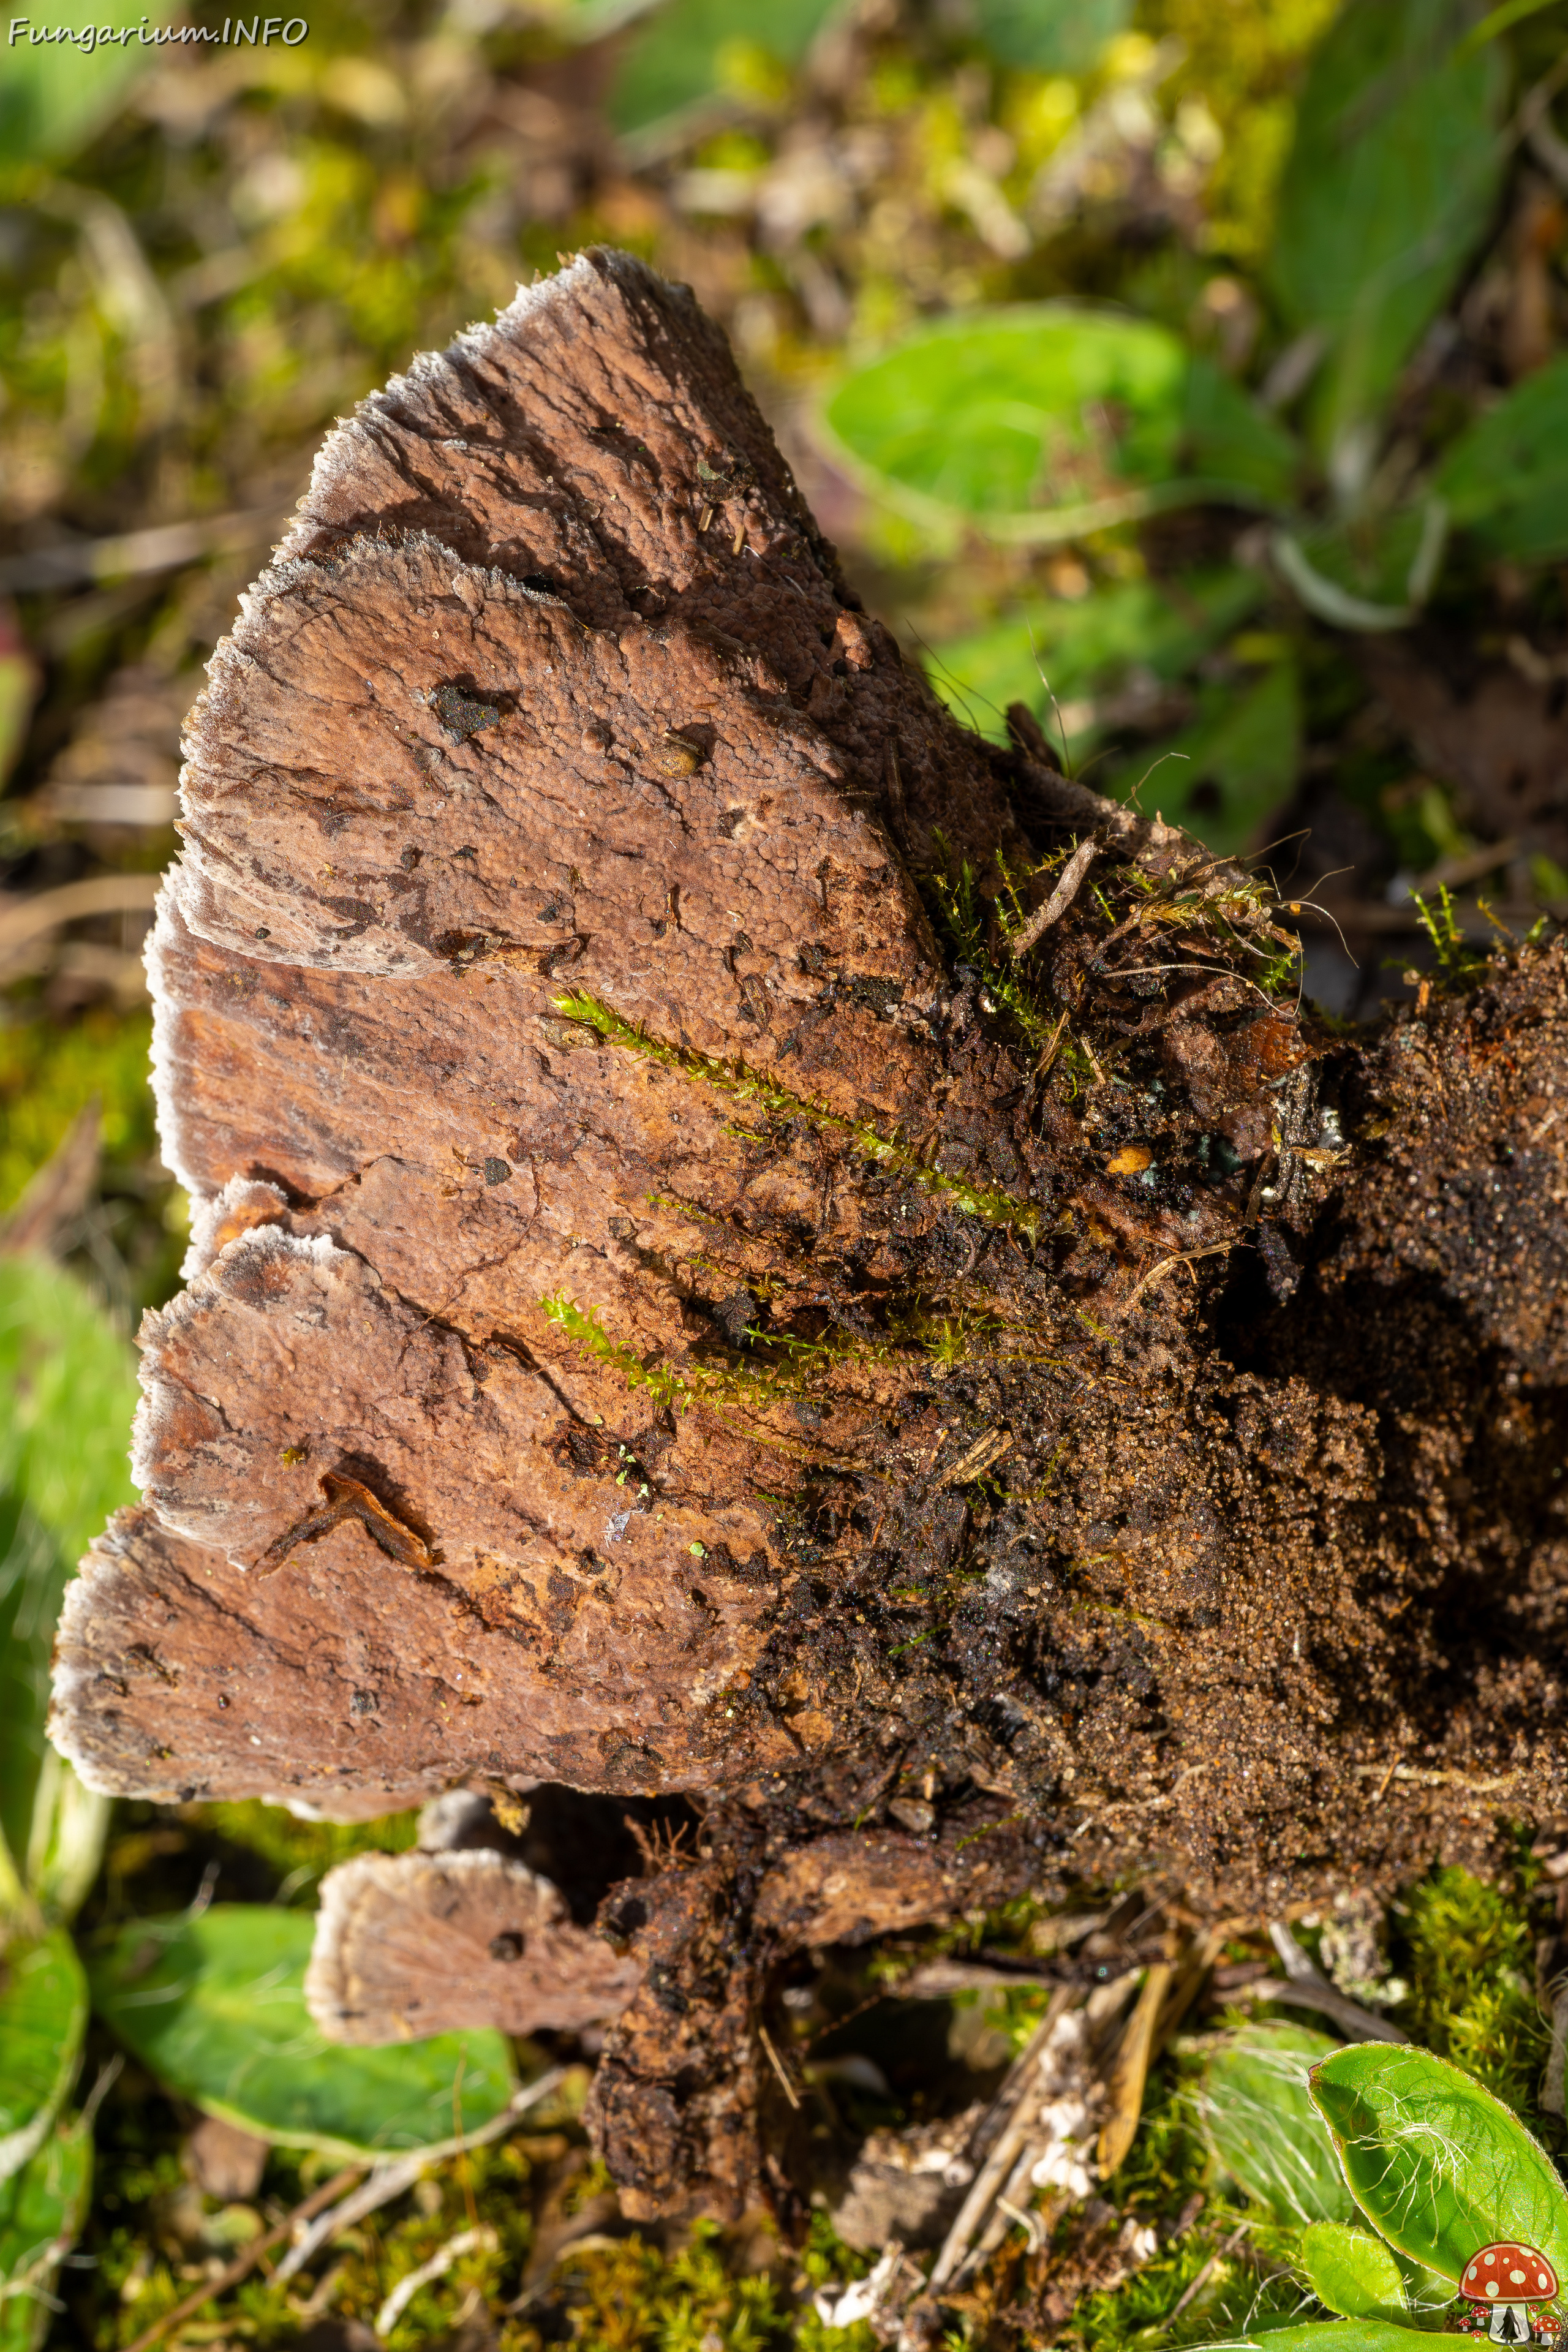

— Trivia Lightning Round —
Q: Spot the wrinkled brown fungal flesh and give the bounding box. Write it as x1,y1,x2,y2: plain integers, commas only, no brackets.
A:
48,249,1568,1973
305,1848,646,2041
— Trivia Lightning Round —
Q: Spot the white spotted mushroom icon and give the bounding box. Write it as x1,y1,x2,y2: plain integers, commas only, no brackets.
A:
1461,2244,1559,2343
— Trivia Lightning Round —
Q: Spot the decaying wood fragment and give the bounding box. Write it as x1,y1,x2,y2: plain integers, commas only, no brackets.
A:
42,247,1568,2223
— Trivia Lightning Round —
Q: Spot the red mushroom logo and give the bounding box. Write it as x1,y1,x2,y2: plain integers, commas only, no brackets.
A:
1461,2244,1559,2342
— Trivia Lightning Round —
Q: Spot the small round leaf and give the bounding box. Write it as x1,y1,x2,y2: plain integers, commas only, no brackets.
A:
1300,2220,1409,2321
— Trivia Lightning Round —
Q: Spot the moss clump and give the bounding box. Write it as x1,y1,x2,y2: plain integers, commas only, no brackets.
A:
0,1008,158,1215
1396,1864,1548,2118
549,2220,797,2352
550,991,1039,1240
80,2078,556,2352
1066,2046,1298,2352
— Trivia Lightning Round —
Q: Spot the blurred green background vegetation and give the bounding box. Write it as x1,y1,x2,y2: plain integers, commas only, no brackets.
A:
4,1,1568,2348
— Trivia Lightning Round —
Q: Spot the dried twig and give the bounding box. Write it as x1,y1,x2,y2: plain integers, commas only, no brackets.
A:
122,2163,365,2352
1151,1929,1226,2062
274,2067,565,2284
1166,2221,1250,2325
0,1101,100,1258
1237,1977,1406,2042
1350,1762,1518,1792
930,1969,1146,2293
927,1987,1076,2290
0,507,280,595
0,873,163,977
1257,1921,1404,2043
756,2022,802,2112
1011,837,1099,959
937,1428,1014,1487
995,2193,1046,2254
899,1959,1050,1997
1119,1243,1237,1319
374,2224,497,2337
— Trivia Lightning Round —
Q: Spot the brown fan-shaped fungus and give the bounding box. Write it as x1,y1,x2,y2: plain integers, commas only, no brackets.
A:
46,250,1568,2218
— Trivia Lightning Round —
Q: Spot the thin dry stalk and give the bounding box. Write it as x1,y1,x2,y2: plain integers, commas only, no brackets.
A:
122,2164,364,2352
1011,837,1099,959
274,2068,565,2283
1264,1921,1403,2042
1167,2221,1250,2324
757,2022,802,2111
0,1100,101,1257
1098,1961,1172,2176
927,1986,1076,2290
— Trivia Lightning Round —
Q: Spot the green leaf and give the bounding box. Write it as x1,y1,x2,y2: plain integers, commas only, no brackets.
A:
1308,2043,1568,2285
821,306,1299,545
1267,0,1507,475
925,568,1262,751
1199,2020,1357,2228
971,0,1131,71
0,2115,91,2352
90,1907,516,2158
1435,355,1568,564
1216,2326,1448,2352
0,6,173,170
1273,500,1449,631
609,0,839,140
1392,2251,1462,2332
1109,658,1300,858
0,1256,137,1903
1182,356,1311,511
1300,2222,1409,2322
0,1931,87,2185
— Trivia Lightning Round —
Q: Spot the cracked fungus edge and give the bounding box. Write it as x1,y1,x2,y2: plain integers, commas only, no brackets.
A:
551,989,1041,1241
289,251,610,549
46,1534,174,1802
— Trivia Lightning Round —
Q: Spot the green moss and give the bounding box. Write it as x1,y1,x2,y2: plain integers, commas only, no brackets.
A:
551,992,1039,1240
551,2218,800,2352
0,1006,157,1209
1067,2052,1303,2352
927,845,1065,1057
1102,2055,1211,2220
540,1294,891,1438
1071,2216,1305,2352
1396,1866,1548,2117
920,826,1301,1119
82,2084,548,2352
